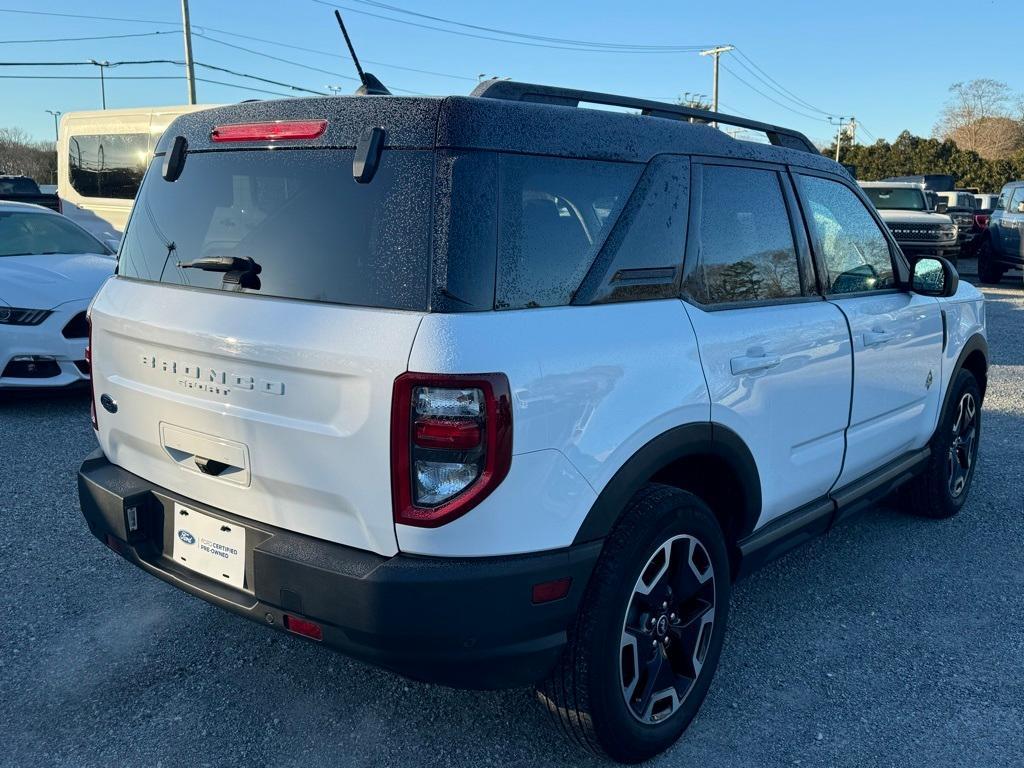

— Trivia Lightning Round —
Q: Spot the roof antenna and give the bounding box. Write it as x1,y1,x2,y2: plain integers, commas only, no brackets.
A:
333,9,391,96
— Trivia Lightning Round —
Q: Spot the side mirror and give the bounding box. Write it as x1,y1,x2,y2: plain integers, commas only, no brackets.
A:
104,237,121,254
911,256,958,298
935,201,948,213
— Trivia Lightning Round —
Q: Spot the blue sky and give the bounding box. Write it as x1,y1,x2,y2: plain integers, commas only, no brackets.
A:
1,0,1018,147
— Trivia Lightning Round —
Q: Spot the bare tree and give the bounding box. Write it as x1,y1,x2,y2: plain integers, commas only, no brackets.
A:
935,79,1024,159
0,127,57,182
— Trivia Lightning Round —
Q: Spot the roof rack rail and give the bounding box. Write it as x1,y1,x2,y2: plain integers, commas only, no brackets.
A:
470,79,820,155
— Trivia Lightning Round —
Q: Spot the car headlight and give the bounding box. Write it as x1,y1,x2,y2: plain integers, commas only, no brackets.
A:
0,307,52,325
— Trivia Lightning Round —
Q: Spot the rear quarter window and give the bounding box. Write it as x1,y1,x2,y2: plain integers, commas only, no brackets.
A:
495,155,642,309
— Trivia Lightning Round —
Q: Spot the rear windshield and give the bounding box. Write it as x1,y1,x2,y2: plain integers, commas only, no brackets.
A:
0,177,40,195
118,149,433,310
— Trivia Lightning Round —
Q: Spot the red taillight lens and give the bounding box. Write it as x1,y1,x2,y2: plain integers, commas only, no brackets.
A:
391,373,512,528
974,214,990,228
283,615,323,641
210,120,328,143
414,418,482,450
86,316,97,430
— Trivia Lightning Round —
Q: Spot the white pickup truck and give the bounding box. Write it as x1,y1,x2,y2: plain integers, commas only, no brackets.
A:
860,181,959,262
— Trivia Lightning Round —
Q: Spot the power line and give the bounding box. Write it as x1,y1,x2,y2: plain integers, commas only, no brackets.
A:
0,72,296,98
720,63,827,122
0,58,327,96
343,0,711,51
0,8,180,27
311,1,713,53
194,28,476,82
0,30,176,45
732,48,832,116
0,6,465,89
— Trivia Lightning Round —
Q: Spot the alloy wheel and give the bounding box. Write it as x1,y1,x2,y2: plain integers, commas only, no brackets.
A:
619,535,716,724
947,391,978,498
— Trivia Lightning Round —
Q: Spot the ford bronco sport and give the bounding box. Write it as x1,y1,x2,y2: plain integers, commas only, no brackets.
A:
78,80,987,762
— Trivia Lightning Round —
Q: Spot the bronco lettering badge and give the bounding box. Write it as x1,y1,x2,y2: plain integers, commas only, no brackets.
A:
141,354,285,397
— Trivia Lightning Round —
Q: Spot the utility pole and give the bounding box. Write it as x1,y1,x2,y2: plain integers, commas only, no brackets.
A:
181,0,197,105
700,45,734,127
90,60,109,109
45,110,61,142
830,116,853,162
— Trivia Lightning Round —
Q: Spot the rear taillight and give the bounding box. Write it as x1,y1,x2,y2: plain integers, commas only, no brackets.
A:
974,213,990,228
391,373,512,528
86,316,97,430
210,120,328,143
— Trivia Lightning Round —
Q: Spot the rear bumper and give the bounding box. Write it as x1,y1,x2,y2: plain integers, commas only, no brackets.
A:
78,450,600,689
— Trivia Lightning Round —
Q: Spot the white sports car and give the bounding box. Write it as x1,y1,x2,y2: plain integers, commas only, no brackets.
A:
0,201,116,389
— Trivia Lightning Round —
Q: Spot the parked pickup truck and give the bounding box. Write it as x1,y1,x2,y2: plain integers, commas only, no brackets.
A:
0,175,61,213
860,181,959,263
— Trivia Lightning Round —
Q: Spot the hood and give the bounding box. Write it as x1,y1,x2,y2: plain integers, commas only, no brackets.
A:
876,209,953,225
0,252,116,309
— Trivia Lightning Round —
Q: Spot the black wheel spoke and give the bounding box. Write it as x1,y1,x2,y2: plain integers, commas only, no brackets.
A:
619,533,717,725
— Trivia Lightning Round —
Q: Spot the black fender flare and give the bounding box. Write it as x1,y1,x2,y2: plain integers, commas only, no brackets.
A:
941,332,988,415
572,422,762,545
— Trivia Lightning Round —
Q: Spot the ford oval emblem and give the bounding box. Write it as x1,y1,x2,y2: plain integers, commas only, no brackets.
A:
177,530,196,545
100,393,118,414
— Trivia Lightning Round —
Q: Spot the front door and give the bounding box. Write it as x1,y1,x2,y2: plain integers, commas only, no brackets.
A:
682,161,852,525
793,172,944,487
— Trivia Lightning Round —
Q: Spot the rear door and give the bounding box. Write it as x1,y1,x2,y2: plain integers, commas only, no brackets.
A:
92,145,437,556
793,171,943,488
681,160,852,526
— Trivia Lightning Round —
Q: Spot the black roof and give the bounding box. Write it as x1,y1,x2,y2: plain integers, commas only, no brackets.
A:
156,80,841,174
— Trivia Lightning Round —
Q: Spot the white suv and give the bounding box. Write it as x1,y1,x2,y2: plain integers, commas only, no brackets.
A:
78,81,988,762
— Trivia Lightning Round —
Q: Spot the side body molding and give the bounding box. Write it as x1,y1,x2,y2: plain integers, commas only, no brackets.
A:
572,422,762,545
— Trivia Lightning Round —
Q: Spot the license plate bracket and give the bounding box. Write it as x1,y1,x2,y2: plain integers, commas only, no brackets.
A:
171,503,246,589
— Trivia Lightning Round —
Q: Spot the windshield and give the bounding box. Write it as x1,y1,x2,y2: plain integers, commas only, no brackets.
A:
863,187,927,211
0,211,111,257
118,148,433,311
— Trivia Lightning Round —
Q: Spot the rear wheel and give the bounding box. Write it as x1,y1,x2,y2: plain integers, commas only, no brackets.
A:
977,240,1005,284
538,485,730,763
905,369,981,519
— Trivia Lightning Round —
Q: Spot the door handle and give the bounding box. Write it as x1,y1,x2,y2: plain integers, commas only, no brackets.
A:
863,328,894,347
730,353,782,375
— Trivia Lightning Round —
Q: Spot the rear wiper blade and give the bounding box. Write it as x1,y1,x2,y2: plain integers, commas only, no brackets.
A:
177,256,260,273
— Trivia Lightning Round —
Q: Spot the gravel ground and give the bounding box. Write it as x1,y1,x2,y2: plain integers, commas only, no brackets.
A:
1,284,1022,768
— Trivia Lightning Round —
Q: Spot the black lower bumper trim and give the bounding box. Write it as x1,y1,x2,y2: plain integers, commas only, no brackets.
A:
78,450,601,689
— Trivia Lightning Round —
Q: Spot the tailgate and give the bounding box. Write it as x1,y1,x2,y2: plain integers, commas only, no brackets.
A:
90,278,422,556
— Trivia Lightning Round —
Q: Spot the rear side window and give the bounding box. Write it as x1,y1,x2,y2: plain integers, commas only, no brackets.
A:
796,174,896,294
576,155,690,304
683,164,802,305
495,155,641,309
118,148,433,311
69,133,149,199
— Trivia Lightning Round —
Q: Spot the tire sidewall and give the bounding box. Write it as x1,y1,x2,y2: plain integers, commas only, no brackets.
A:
932,370,982,515
584,490,731,761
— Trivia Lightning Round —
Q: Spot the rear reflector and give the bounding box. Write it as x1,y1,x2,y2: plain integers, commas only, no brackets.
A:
283,614,323,641
210,120,328,143
532,577,573,604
